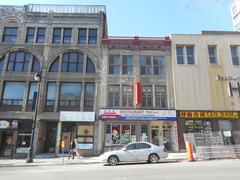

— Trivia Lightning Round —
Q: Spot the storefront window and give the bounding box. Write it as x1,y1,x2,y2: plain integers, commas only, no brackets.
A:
185,120,212,133
105,123,137,146
141,124,148,141
76,125,94,149
16,132,31,153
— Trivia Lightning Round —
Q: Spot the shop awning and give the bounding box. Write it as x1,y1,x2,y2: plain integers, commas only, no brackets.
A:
60,111,95,122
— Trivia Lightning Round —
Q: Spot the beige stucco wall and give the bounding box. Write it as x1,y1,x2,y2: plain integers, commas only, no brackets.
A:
171,32,240,111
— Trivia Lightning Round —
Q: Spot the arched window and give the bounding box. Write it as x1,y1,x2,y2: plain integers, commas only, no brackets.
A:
48,52,96,73
61,52,83,72
49,57,59,72
86,57,95,73
32,57,40,72
0,56,4,72
7,51,40,72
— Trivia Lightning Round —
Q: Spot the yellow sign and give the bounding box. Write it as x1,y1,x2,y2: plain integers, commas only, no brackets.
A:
180,111,238,119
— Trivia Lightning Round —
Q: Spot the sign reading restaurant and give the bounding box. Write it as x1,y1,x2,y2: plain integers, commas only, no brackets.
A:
180,111,239,119
99,109,176,121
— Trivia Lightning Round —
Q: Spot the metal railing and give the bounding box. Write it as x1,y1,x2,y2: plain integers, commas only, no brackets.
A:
184,131,240,160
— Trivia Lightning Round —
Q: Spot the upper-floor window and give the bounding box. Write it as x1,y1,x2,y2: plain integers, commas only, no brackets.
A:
122,85,133,107
8,52,29,72
3,27,18,43
176,46,184,64
88,29,97,44
36,28,46,43
46,82,56,107
49,52,95,73
155,86,167,108
1,82,25,106
84,83,95,111
25,27,46,43
176,45,195,65
142,86,152,107
62,52,83,72
63,28,72,44
109,55,120,74
122,55,133,75
26,27,35,43
7,51,40,72
59,83,81,110
108,85,120,107
52,28,62,44
186,46,195,64
0,56,4,72
230,46,239,65
208,46,218,64
78,28,87,44
153,56,165,76
140,56,151,75
27,82,38,107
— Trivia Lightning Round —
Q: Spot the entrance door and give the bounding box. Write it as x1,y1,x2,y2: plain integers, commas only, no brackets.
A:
151,129,160,145
0,131,13,157
62,132,71,152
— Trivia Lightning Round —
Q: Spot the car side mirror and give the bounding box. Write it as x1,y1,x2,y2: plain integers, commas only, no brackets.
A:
123,147,127,151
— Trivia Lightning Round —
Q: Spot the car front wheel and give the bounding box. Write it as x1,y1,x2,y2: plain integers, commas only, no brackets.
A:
148,154,159,163
108,155,118,166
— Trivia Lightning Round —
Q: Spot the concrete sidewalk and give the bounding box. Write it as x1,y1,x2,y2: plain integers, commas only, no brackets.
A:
0,153,187,168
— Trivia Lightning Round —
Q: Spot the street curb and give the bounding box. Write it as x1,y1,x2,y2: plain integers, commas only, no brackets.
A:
0,159,186,168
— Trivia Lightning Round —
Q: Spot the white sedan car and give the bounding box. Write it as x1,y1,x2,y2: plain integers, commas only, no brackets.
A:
101,142,168,166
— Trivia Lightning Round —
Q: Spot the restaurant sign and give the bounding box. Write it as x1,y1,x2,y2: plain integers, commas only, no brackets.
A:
99,109,176,121
180,111,238,119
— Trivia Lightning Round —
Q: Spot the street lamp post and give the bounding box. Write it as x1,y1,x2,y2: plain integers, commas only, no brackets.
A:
26,72,41,163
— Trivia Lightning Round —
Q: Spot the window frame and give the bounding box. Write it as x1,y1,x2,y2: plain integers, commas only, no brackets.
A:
208,46,218,65
2,27,18,43
52,28,62,44
36,28,46,43
88,28,97,44
230,46,240,65
25,27,35,43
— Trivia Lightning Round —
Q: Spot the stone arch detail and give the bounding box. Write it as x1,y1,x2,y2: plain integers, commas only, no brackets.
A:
0,16,24,26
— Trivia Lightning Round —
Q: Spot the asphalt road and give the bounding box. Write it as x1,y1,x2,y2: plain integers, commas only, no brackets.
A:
0,160,240,180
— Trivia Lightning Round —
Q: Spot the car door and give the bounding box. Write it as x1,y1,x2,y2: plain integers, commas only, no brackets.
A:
119,143,138,162
136,143,152,161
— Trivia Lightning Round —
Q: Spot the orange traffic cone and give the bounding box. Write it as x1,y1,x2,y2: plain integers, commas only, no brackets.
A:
186,142,195,162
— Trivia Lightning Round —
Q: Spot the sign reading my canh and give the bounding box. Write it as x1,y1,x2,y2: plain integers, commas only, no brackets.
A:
180,111,239,119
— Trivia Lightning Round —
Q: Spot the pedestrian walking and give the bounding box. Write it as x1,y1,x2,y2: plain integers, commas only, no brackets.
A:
68,139,77,159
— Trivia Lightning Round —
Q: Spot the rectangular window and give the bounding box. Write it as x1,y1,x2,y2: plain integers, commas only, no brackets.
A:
141,124,148,142
122,85,133,107
230,46,239,65
155,86,167,108
8,52,30,72
63,28,72,44
186,46,195,64
88,29,97,44
36,28,46,43
77,124,94,149
3,27,18,42
109,55,120,74
122,55,133,75
108,85,120,107
140,56,151,75
2,82,25,106
153,56,165,76
84,83,95,111
176,46,184,64
78,28,87,44
46,82,56,106
52,28,62,44
59,83,81,108
27,82,38,107
25,27,35,43
142,86,152,107
208,46,218,64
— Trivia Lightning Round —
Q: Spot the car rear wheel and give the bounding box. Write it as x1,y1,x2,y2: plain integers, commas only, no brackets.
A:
148,154,159,163
108,155,118,166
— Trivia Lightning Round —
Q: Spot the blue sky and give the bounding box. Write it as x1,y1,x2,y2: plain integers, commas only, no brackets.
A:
0,0,234,36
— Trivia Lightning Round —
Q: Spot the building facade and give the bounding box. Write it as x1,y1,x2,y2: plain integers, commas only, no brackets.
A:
0,4,107,158
171,31,240,150
100,36,178,152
